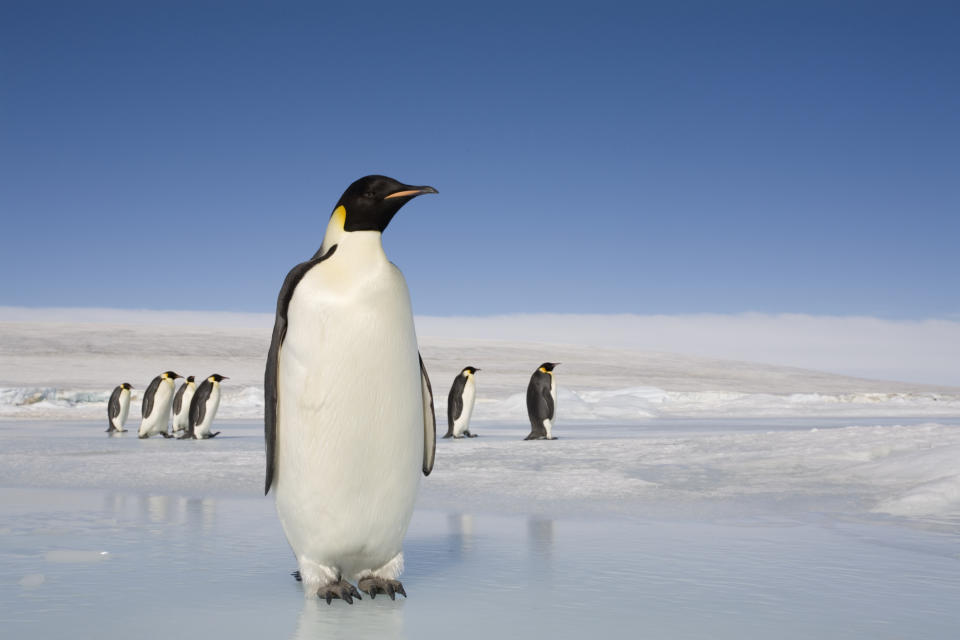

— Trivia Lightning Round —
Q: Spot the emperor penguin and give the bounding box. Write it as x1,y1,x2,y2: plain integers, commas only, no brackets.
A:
265,175,437,604
138,371,182,438
181,374,228,439
444,366,480,439
106,382,133,433
525,362,560,440
171,376,196,434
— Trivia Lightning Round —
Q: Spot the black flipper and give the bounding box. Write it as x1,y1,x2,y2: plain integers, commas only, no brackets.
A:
141,376,161,420
106,385,122,432
172,381,188,416
445,374,466,438
264,245,338,496
187,379,213,439
420,353,436,476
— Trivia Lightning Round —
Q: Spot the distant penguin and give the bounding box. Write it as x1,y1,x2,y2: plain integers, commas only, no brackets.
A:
444,367,480,439
172,376,196,434
265,175,438,603
525,362,560,440
106,382,133,433
138,371,182,438
181,374,227,439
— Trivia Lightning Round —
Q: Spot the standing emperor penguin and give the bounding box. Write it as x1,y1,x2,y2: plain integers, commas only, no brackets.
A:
171,376,196,434
138,371,182,438
106,382,133,433
525,362,560,440
265,175,438,603
182,374,227,439
444,367,480,438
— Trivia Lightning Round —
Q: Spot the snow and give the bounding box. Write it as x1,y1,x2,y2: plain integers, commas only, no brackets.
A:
2,308,960,637
2,309,959,421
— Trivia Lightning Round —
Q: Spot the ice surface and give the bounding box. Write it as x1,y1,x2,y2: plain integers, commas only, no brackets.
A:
2,420,960,639
2,309,960,637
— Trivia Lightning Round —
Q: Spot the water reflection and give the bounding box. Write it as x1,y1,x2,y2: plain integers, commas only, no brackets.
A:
291,592,406,640
446,512,476,555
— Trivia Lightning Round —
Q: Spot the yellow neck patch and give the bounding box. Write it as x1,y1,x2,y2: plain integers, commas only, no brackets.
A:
332,205,346,232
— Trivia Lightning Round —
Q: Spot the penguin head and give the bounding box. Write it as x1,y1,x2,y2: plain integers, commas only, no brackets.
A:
185,376,195,383
461,366,480,376
121,382,133,390
538,362,560,373
208,374,229,383
333,175,437,234
161,371,183,380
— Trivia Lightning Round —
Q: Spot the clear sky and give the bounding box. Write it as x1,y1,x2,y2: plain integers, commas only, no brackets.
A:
1,1,957,318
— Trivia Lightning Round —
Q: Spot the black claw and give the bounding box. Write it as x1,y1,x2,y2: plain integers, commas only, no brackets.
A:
292,570,302,582
342,592,353,604
369,590,376,599
396,584,407,598
324,592,333,604
386,583,396,600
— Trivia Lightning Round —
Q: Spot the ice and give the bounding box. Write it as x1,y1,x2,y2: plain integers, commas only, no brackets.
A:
2,308,959,421
2,308,960,637
2,420,960,638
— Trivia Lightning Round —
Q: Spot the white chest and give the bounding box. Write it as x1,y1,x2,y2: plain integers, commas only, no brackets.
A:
274,232,424,575
115,389,130,427
453,375,476,436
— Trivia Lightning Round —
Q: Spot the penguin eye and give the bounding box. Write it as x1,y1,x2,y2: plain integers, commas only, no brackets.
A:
363,190,376,199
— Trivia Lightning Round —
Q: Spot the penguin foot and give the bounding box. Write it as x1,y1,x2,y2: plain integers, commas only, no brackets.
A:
160,432,174,439
317,579,362,605
442,433,453,439
177,432,195,440
464,431,478,438
204,431,221,439
358,577,406,600
292,570,301,582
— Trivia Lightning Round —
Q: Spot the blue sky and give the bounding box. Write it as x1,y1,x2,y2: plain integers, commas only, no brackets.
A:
1,1,957,317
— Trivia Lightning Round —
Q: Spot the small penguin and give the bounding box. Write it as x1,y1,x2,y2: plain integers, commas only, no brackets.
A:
444,366,480,439
106,382,133,433
265,175,438,603
181,374,228,439
525,362,560,440
138,371,182,438
171,376,196,434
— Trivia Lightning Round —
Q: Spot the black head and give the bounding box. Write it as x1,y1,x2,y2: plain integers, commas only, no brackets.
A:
462,366,480,375
538,362,560,372
208,374,229,383
333,175,437,233
185,376,195,383
121,382,133,390
162,371,183,380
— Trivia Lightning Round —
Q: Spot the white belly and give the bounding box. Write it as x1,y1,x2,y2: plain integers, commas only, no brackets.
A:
139,381,174,436
195,387,221,437
544,376,557,439
452,377,476,437
112,390,130,430
274,235,423,581
173,386,195,430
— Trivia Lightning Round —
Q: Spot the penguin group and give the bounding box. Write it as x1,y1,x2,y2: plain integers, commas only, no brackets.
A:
441,363,561,441
263,175,566,605
105,372,228,439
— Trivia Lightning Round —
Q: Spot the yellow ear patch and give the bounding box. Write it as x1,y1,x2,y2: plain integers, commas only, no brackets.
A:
539,367,547,373
332,205,346,231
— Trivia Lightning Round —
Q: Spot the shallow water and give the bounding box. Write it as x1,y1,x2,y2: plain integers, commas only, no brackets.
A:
2,420,960,638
